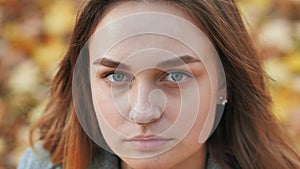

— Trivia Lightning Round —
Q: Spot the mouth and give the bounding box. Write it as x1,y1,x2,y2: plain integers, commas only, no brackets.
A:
125,135,173,151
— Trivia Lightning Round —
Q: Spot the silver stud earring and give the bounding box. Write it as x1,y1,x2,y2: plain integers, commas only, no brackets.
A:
219,96,228,105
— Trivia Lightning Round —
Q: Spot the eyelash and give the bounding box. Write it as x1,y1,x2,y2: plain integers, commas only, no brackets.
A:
100,70,193,85
100,71,132,83
161,71,192,83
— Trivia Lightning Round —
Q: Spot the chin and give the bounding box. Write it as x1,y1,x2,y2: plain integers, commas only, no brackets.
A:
121,156,173,169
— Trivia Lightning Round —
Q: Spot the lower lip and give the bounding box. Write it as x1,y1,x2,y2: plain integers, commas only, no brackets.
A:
127,139,172,151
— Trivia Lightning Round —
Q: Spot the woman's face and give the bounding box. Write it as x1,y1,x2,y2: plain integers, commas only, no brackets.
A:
88,1,218,169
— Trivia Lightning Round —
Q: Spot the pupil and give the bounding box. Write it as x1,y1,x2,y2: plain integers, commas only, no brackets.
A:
171,73,183,81
113,73,124,81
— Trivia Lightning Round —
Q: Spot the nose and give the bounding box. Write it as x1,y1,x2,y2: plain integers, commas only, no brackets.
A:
128,82,164,125
129,106,162,124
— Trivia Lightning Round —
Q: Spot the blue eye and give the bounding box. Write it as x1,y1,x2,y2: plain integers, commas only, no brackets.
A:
104,72,131,83
163,71,192,83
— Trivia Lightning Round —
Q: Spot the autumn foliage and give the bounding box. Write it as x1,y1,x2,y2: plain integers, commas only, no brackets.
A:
0,0,299,168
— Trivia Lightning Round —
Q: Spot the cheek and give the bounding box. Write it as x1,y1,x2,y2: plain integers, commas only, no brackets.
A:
190,73,215,145
188,74,212,136
91,83,126,129
198,82,212,119
162,95,182,122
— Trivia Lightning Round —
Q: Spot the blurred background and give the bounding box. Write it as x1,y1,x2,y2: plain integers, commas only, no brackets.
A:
0,0,299,168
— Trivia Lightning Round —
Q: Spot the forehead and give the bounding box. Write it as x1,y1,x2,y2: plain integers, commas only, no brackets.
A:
96,1,200,31
88,0,219,71
102,34,195,61
89,1,209,61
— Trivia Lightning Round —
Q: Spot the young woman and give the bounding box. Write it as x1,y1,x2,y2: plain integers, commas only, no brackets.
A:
18,0,300,169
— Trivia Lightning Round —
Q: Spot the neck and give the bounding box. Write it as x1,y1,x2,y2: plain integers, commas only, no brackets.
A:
172,145,207,169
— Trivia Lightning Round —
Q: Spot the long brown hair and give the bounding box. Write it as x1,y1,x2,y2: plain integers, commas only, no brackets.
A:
30,0,300,169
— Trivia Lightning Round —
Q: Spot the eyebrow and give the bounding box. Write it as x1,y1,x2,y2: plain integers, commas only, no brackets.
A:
92,55,201,69
156,55,201,67
93,57,130,69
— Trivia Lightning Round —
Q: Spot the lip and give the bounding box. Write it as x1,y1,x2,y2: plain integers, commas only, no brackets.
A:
126,135,173,151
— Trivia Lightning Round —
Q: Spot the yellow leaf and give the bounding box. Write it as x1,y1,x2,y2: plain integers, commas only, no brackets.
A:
8,61,40,94
43,1,76,36
32,39,66,69
283,52,300,73
264,57,293,85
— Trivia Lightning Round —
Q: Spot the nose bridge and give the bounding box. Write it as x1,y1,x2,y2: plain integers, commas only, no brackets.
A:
128,76,162,124
131,78,152,112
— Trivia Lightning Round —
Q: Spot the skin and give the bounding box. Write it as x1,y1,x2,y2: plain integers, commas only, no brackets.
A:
89,1,217,169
